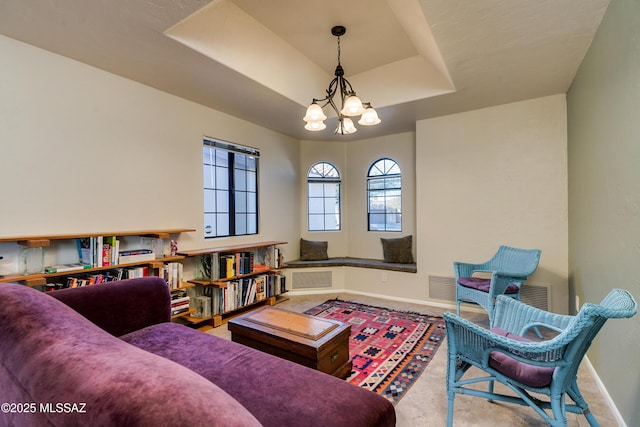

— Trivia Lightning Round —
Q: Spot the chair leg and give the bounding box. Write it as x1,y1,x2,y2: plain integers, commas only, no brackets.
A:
550,393,568,427
567,382,600,426
447,394,455,427
487,379,494,403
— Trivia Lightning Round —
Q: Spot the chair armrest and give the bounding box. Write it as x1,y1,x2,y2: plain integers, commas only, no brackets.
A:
492,295,574,335
444,311,569,366
49,277,171,336
492,270,530,279
453,261,487,278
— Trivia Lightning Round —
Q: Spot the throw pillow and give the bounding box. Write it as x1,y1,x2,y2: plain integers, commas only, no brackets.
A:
300,238,329,261
380,235,414,264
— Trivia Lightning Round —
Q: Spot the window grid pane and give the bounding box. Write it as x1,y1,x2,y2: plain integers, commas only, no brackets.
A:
307,162,341,231
367,158,402,232
203,139,259,238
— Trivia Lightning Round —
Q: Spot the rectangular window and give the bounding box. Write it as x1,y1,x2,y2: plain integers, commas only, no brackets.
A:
203,137,259,238
308,182,341,231
367,178,402,231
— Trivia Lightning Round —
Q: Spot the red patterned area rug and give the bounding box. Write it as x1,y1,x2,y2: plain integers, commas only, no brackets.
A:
304,299,445,405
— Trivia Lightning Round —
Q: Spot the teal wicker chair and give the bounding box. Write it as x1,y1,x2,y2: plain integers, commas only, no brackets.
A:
453,245,541,319
444,289,638,426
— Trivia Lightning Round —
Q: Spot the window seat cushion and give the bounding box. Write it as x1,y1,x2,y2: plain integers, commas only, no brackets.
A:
284,257,417,273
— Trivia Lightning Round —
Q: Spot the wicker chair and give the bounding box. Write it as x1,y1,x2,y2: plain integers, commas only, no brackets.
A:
453,245,541,319
444,289,638,426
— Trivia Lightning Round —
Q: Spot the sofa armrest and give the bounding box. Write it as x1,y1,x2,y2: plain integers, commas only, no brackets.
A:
49,277,171,336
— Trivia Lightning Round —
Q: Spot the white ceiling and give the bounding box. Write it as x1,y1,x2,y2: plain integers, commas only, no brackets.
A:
0,0,610,141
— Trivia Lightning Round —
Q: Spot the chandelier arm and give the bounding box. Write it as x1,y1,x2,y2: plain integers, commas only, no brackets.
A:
340,76,356,97
312,76,339,106
327,97,341,119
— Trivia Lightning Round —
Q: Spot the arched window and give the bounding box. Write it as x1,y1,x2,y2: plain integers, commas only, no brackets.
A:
308,162,341,231
367,158,402,231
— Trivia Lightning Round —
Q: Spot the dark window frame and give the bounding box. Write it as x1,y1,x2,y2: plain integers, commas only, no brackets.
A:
203,137,259,238
367,158,402,232
307,162,341,231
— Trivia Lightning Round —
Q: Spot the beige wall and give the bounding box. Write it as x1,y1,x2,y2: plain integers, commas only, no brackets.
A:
567,0,640,423
416,95,569,312
0,35,301,274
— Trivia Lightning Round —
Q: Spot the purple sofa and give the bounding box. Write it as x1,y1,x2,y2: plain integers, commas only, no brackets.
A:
0,277,395,427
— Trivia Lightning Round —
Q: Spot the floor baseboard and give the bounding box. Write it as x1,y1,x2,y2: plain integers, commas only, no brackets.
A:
583,356,626,427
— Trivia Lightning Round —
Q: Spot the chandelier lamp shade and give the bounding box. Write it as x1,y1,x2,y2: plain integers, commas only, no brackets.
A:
303,26,381,135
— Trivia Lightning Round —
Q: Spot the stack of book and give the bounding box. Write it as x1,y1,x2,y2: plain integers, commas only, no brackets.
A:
160,262,183,289
77,236,121,267
118,249,155,264
170,290,190,316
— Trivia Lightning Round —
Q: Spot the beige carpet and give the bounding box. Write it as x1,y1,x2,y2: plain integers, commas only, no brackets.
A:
207,293,618,427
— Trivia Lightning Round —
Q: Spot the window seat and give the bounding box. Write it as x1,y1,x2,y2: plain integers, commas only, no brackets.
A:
284,257,417,273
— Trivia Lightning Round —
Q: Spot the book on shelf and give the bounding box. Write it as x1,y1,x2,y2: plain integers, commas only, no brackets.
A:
118,249,155,264
124,266,149,278
170,291,190,315
274,247,283,268
77,238,94,267
102,236,117,266
44,263,92,274
194,249,271,282
94,236,103,268
76,236,121,267
255,275,266,301
160,262,183,289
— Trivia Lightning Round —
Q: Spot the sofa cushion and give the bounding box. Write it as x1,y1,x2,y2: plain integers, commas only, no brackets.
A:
458,277,519,294
0,283,260,427
50,276,171,336
122,322,396,427
300,238,329,260
488,327,555,388
380,235,414,264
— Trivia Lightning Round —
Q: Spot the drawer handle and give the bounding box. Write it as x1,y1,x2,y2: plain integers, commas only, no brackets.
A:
331,352,339,363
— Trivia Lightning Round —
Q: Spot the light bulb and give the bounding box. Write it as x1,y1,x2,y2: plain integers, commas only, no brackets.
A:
358,107,381,126
305,121,326,131
340,95,365,116
303,103,327,122
336,117,357,134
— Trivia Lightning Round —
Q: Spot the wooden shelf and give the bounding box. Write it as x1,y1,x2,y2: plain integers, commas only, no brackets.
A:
179,314,213,324
0,255,187,285
177,241,287,257
0,229,194,285
0,229,196,244
171,308,195,320
188,266,275,288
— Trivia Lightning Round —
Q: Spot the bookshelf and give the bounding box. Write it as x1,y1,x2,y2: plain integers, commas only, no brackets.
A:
177,241,287,328
0,229,195,289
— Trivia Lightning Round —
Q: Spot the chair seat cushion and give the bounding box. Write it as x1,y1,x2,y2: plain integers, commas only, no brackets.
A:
488,328,555,388
458,277,519,294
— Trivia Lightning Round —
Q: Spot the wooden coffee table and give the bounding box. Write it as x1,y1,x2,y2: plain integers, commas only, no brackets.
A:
228,306,352,379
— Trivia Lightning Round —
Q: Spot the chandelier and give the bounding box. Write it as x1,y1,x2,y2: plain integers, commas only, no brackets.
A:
303,26,381,135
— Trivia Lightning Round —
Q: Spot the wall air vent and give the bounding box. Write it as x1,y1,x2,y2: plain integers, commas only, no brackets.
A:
292,271,333,289
428,275,551,311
